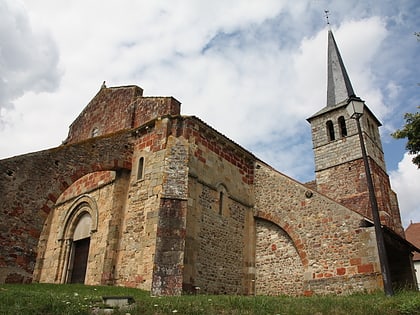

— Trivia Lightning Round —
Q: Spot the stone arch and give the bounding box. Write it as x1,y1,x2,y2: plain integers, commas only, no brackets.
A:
0,130,133,283
53,195,98,284
58,195,99,241
326,120,335,141
254,210,308,266
61,199,95,284
255,217,305,296
338,116,347,137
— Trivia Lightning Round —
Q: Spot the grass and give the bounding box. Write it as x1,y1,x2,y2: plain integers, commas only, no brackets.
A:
0,283,419,315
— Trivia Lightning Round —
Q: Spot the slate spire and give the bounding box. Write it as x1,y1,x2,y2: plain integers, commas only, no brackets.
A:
326,30,355,107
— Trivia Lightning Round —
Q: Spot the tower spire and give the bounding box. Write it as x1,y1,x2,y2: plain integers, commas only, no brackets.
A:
326,30,355,107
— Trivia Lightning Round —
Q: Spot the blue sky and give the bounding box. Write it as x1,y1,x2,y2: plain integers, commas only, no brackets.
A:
0,0,419,226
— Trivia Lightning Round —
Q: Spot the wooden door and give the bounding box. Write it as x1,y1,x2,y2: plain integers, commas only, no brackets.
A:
69,238,90,283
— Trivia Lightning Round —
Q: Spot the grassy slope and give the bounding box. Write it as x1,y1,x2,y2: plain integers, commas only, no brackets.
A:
0,283,419,315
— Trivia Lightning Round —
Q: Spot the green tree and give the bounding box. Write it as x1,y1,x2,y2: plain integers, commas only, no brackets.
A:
392,107,420,168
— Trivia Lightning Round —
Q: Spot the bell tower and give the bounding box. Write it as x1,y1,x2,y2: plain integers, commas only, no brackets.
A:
307,30,403,235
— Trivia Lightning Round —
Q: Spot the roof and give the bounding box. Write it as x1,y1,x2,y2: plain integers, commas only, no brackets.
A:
405,222,420,261
306,98,382,126
326,30,355,107
307,30,382,126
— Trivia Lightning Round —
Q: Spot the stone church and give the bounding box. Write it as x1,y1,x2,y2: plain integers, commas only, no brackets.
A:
0,30,418,296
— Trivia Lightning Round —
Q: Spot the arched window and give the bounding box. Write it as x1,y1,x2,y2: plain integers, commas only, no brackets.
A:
217,184,228,216
368,120,376,141
326,120,335,141
338,116,347,137
219,190,224,215
137,157,144,180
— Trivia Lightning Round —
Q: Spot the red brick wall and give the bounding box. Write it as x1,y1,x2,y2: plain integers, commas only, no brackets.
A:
66,86,143,144
316,158,403,235
182,118,254,185
132,97,181,128
65,86,181,146
56,171,115,203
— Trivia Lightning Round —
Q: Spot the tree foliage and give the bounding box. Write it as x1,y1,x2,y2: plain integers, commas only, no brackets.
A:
392,107,420,168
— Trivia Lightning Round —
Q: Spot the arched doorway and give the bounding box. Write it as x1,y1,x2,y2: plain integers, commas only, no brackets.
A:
67,213,92,283
54,195,98,284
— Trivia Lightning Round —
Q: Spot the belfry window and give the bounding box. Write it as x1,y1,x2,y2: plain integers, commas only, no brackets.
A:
326,120,335,141
338,116,347,137
368,120,376,141
137,157,144,180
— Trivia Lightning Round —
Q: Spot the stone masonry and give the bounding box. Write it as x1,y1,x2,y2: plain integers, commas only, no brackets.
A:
254,163,381,295
0,130,133,284
0,83,416,295
308,102,404,236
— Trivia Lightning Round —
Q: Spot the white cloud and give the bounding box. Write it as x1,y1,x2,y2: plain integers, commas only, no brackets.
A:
0,2,393,174
390,153,420,227
0,1,419,226
332,17,390,119
0,0,61,127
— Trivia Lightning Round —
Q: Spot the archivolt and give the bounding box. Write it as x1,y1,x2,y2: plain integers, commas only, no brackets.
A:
58,195,98,240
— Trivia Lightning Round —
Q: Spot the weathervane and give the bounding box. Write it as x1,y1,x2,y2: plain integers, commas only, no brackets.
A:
324,10,330,27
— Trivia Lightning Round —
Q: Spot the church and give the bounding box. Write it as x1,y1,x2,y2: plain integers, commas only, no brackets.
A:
0,30,418,296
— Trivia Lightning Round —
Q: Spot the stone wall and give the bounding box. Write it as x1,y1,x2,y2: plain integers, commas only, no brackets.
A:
0,84,408,295
309,104,403,234
151,135,189,296
132,97,181,128
0,87,185,289
254,162,382,295
32,115,187,292
36,176,116,284
310,106,385,172
182,117,255,294
65,85,181,145
316,155,403,235
66,86,143,144
0,131,133,284
184,182,248,294
114,120,171,291
255,219,304,295
34,170,116,283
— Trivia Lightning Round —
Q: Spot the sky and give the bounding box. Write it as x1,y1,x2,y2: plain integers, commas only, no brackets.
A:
0,0,419,227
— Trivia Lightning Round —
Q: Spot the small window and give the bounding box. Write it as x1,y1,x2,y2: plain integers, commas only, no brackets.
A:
219,191,224,215
91,127,99,137
217,184,228,216
326,120,335,141
338,116,347,137
137,157,144,180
